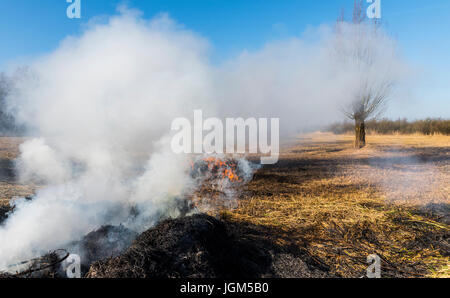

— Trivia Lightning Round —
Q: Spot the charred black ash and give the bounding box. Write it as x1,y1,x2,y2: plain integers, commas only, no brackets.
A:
86,214,332,278
66,225,138,276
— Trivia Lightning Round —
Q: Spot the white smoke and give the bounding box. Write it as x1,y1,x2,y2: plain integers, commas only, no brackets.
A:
216,22,408,133
0,8,408,267
0,10,213,267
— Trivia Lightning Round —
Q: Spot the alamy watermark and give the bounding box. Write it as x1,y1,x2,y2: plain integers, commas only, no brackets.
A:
367,0,381,19
170,110,279,164
64,254,81,278
366,254,381,278
66,0,81,19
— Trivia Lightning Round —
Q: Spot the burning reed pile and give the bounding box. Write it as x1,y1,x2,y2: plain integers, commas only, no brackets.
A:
86,214,331,278
0,155,265,278
191,157,243,183
189,157,258,212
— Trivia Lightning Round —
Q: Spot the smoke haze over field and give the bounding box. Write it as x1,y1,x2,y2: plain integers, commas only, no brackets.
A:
0,8,409,267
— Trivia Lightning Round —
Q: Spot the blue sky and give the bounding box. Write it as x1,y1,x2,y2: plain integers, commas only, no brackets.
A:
0,0,449,119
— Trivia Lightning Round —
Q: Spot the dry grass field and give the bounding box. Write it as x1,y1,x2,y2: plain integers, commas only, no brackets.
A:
0,134,448,278
223,133,449,277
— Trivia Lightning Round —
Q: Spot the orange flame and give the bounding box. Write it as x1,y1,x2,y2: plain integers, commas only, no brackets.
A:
194,157,242,183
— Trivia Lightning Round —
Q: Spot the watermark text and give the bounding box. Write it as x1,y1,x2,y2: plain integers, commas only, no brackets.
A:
171,110,279,164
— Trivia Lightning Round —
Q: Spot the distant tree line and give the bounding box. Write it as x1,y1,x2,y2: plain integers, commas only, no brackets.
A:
326,118,450,136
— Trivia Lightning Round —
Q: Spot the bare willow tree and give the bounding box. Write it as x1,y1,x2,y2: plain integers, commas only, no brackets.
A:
342,79,393,148
335,0,394,148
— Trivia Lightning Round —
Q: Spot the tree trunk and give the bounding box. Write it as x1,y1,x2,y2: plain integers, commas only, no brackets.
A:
354,120,366,148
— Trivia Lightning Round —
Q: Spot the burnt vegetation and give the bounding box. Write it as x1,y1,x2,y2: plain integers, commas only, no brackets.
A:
86,214,331,278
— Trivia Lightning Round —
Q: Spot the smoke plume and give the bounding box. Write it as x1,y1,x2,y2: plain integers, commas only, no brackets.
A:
0,8,407,267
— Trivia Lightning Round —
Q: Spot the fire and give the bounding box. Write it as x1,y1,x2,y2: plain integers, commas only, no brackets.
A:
191,157,242,183
188,156,251,212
